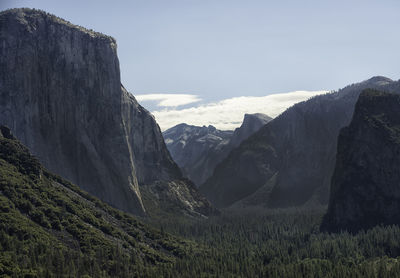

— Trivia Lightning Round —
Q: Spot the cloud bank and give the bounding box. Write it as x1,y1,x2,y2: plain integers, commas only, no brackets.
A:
135,93,201,107
138,90,328,131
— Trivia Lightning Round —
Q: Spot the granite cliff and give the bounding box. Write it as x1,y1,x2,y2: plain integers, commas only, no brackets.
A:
0,125,194,276
322,89,400,232
0,8,213,217
200,77,400,208
163,124,233,186
163,113,271,186
229,113,272,149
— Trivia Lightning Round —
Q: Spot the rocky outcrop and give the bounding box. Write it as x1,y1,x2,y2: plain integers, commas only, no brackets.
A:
0,8,213,217
321,89,400,233
0,125,194,275
0,126,13,140
200,77,400,208
163,113,271,186
229,113,272,148
163,124,233,186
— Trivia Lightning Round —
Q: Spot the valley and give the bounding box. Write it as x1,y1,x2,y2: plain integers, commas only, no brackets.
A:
1,6,400,278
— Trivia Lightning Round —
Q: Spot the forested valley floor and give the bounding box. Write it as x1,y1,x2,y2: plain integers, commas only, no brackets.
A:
2,135,400,277
148,208,400,277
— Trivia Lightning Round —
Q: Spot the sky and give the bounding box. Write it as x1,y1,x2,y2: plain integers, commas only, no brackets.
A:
1,0,399,130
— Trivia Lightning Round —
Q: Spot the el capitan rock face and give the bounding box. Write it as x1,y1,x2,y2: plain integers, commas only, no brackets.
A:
0,125,193,274
163,113,271,186
200,77,400,209
0,8,213,217
322,89,400,233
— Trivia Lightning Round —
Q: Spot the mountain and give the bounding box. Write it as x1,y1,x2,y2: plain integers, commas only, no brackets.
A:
163,113,271,186
321,89,400,233
200,77,400,208
0,8,213,217
163,124,233,186
0,125,194,277
229,113,272,148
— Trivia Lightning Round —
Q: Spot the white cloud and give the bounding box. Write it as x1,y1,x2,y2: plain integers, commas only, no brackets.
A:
141,90,328,131
135,93,201,107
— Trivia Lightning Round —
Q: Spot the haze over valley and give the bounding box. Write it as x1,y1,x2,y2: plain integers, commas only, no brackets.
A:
1,2,400,277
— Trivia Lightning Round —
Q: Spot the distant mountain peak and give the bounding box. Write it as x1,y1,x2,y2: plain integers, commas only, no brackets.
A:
206,125,217,131
200,78,400,209
244,112,271,119
164,113,272,186
362,76,393,86
227,113,272,149
242,113,272,125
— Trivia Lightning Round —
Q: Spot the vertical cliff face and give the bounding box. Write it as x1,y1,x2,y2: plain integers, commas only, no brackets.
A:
120,88,182,185
200,77,400,209
163,124,233,186
322,89,400,233
0,8,212,217
228,113,272,148
163,113,271,186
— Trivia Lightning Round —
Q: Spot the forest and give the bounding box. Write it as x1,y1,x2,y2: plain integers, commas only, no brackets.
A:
149,209,400,277
1,130,400,277
1,6,400,278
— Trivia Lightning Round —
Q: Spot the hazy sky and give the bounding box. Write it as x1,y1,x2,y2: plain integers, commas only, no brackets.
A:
1,0,399,129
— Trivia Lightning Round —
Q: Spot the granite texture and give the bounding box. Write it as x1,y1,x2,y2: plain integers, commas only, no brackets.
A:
200,77,400,209
322,89,400,232
0,8,213,217
163,113,271,186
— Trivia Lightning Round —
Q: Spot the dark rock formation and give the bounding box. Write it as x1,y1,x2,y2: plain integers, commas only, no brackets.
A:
229,113,272,148
200,77,400,208
0,126,13,140
163,124,233,186
0,125,193,276
163,113,271,186
322,89,400,233
0,8,213,217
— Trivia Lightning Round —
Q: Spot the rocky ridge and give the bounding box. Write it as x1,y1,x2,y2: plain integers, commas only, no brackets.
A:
229,113,272,148
322,89,400,232
0,8,213,217
200,77,400,208
163,113,271,186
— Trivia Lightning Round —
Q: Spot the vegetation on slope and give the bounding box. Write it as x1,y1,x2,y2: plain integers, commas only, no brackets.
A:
2,123,400,277
0,126,197,277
